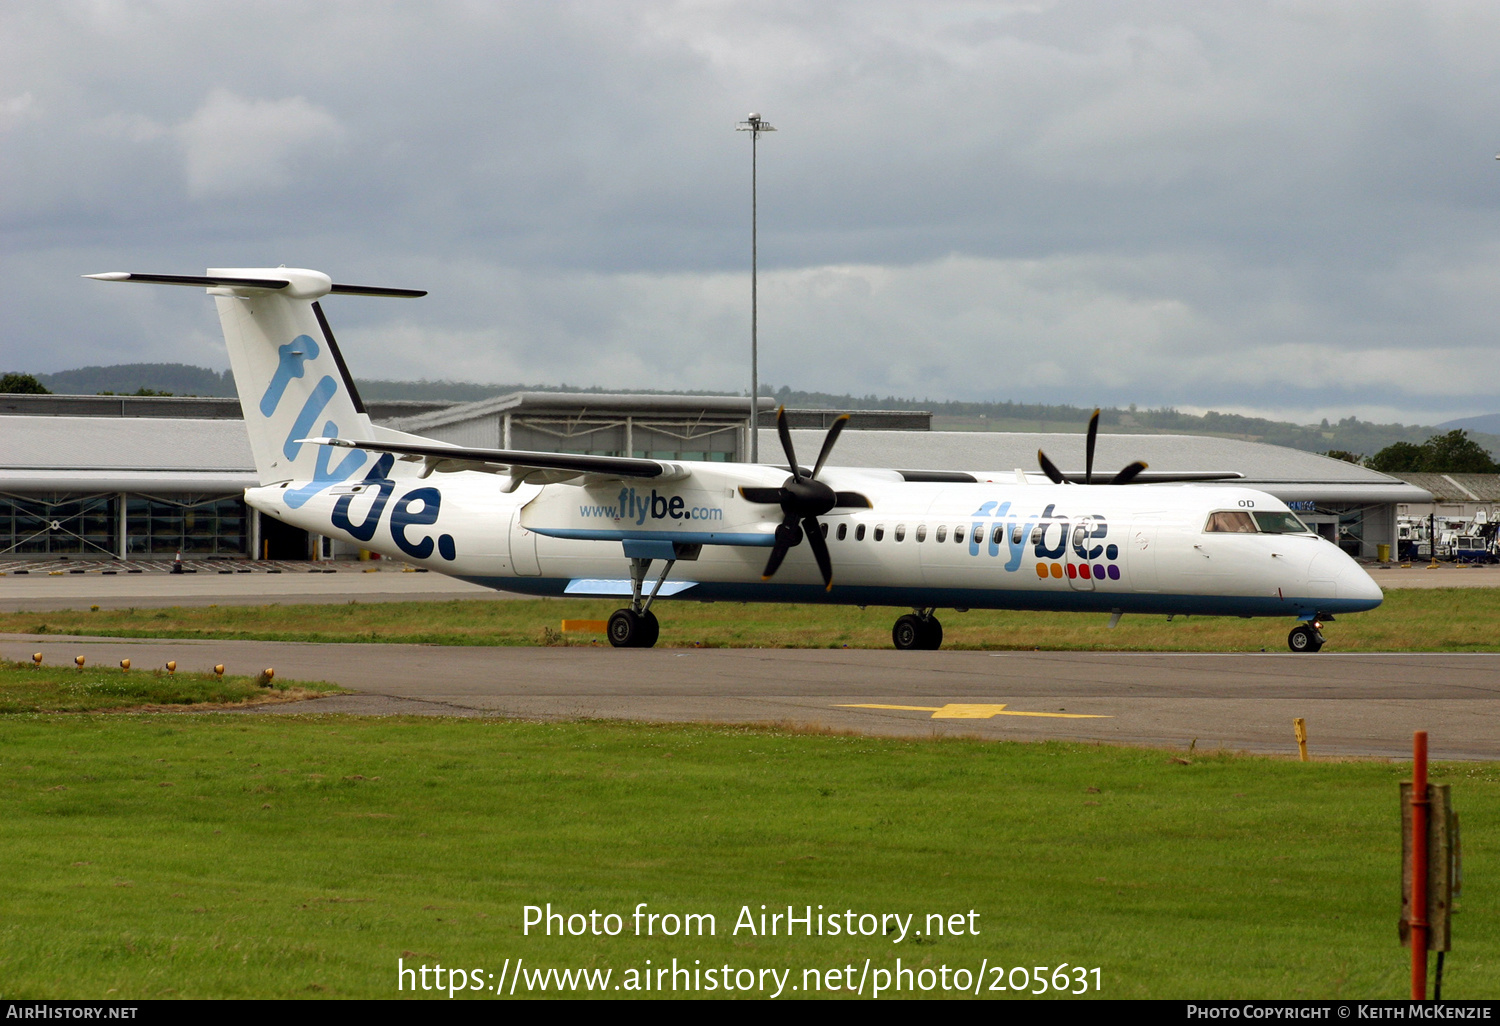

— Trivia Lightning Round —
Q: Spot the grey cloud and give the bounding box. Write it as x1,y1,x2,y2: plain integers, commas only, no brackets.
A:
3,1,1500,423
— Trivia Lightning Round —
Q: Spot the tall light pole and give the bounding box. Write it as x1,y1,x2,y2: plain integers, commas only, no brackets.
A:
736,112,775,462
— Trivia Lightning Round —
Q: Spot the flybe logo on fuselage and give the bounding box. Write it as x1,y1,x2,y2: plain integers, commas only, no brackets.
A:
963,500,1122,583
325,454,458,562
578,487,725,525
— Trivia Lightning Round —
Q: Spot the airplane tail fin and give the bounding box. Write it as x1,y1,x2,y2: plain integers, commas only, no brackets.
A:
86,268,425,501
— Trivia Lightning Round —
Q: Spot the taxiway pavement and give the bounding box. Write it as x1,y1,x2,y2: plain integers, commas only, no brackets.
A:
5,634,1495,761
0,561,1494,612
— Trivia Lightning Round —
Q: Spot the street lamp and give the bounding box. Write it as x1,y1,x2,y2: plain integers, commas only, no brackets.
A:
736,112,775,462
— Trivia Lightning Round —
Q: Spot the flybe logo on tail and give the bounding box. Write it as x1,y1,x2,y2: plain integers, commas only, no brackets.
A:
261,335,320,417
259,332,366,507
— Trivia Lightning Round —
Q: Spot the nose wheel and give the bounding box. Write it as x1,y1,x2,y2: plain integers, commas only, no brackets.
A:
893,610,944,650
1287,623,1324,653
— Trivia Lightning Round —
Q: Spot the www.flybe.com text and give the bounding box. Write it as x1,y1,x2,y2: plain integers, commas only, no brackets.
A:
579,488,724,524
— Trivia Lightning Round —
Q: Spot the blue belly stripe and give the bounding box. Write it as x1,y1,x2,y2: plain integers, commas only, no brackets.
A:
456,576,1379,618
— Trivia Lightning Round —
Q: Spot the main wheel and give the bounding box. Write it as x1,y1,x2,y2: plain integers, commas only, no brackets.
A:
892,614,924,650
1287,624,1324,653
636,610,660,648
921,616,944,650
607,608,660,648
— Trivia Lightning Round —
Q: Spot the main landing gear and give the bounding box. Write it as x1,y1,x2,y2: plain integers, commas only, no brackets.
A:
607,555,675,649
893,609,943,651
1287,620,1326,654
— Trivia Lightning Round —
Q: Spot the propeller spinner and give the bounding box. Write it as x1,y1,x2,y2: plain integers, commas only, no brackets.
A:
1037,408,1149,486
738,407,868,590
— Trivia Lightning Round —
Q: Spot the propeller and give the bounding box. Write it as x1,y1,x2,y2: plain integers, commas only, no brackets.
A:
1037,408,1150,486
738,407,869,590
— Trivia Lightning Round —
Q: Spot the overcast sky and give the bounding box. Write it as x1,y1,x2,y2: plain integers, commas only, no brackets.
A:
4,1,1500,424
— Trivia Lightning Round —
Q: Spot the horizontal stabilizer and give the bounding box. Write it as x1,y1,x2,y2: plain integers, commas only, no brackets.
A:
85,272,290,290
85,272,425,298
327,283,429,298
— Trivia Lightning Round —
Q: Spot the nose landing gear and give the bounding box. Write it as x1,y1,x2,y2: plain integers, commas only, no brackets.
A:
1287,621,1325,653
893,609,944,650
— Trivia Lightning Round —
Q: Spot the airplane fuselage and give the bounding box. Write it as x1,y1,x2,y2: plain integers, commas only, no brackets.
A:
249,465,1383,621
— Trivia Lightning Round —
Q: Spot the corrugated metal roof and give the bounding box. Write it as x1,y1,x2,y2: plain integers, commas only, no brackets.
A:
767,429,1431,503
1397,473,1500,502
0,416,254,472
0,415,1432,504
771,429,1397,482
393,391,777,431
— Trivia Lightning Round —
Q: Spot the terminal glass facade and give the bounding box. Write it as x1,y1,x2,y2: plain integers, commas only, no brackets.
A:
0,493,118,557
126,495,247,556
0,492,249,560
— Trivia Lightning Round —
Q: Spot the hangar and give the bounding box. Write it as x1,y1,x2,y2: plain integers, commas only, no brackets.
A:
0,392,1429,562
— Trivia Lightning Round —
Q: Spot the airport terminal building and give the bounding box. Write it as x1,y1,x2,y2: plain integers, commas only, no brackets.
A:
0,392,1430,562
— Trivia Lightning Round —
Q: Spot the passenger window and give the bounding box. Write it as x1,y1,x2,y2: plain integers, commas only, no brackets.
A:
874,525,885,542
837,523,847,541
991,525,1004,546
1031,526,1043,545
820,522,828,539
956,526,966,544
855,523,866,541
916,524,927,542
971,525,984,544
1012,525,1024,545
935,525,947,543
894,524,906,542
1205,511,1257,533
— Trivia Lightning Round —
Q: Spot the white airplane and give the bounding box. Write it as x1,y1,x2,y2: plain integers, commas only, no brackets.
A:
87,267,1382,653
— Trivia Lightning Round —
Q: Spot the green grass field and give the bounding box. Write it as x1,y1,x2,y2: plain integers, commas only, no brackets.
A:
3,586,1498,651
1,715,1494,999
0,661,343,713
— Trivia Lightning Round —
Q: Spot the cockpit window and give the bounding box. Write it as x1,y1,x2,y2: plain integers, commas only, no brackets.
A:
1205,511,1257,533
1252,511,1313,534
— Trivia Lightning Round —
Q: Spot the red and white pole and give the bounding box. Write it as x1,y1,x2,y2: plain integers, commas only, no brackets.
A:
1411,730,1429,1000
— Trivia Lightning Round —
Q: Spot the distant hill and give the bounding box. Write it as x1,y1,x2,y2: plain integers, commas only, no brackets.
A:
35,363,236,397
17,362,1500,460
1438,412,1500,435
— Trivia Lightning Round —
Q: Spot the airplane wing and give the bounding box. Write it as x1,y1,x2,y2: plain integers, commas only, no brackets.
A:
300,436,684,492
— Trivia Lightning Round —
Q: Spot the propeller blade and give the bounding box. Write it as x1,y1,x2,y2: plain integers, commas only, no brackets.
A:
802,516,834,590
761,542,790,580
1037,449,1066,484
832,491,872,509
1110,461,1149,485
739,486,783,504
811,414,850,478
775,406,802,478
1085,408,1100,485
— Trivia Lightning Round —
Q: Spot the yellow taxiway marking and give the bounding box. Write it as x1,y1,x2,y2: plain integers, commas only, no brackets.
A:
837,703,1110,720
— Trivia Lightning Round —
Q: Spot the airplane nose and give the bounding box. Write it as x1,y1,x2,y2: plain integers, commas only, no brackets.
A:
1341,559,1384,607
1308,545,1383,609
